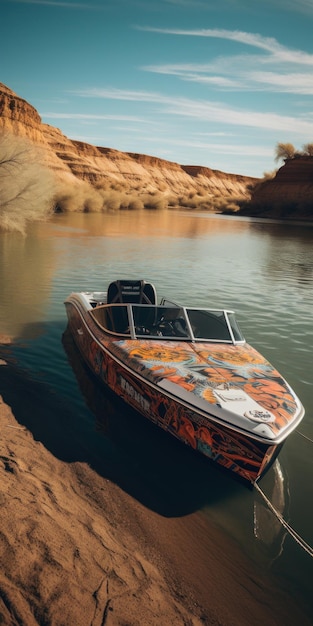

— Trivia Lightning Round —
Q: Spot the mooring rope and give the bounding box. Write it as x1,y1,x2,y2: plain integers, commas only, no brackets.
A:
253,480,313,558
296,430,313,444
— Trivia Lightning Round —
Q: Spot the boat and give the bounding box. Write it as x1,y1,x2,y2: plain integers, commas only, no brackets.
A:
64,279,305,484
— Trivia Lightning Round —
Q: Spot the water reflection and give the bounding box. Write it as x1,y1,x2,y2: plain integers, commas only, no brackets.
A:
0,227,55,338
253,459,289,562
0,211,312,593
47,210,250,239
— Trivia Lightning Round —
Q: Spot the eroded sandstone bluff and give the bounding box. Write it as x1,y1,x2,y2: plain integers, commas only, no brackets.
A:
0,82,255,209
238,156,313,220
1,82,313,219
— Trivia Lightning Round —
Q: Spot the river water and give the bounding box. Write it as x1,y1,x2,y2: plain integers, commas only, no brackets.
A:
0,210,313,619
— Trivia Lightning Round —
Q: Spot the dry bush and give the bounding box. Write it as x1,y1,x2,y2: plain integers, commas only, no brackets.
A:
53,179,102,213
109,181,127,192
100,190,123,211
211,197,229,211
275,142,296,162
177,194,206,209
198,200,215,211
302,143,313,157
167,194,179,207
94,180,112,192
262,170,277,181
223,201,241,213
53,179,147,213
0,131,56,233
126,196,144,210
142,193,168,210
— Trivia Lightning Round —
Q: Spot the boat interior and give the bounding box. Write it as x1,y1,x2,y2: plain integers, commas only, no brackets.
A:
88,280,244,344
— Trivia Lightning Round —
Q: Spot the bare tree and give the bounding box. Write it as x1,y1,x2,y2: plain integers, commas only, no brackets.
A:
0,131,56,232
274,142,296,163
302,142,313,156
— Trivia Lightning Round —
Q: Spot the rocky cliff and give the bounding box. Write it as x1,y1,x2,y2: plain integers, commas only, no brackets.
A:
0,82,255,211
239,156,313,220
1,82,312,220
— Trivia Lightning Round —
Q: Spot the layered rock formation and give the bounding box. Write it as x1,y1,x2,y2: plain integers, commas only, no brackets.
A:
1,82,312,220
240,156,313,220
0,82,255,209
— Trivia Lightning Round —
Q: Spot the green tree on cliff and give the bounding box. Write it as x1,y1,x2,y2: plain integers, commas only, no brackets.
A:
274,142,296,163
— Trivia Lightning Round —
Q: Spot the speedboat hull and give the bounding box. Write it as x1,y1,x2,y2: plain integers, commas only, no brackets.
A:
64,286,304,484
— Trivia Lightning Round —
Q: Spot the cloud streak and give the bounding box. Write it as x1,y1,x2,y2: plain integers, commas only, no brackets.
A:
42,112,152,123
9,0,102,9
70,87,313,134
136,27,313,96
142,62,313,94
137,27,313,64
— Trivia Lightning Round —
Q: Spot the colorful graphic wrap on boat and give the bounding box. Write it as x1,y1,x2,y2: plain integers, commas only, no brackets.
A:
108,356,268,482
107,339,298,435
65,304,281,482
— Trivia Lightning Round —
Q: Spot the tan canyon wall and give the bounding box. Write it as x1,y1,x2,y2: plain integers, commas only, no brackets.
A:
1,82,312,220
0,83,255,210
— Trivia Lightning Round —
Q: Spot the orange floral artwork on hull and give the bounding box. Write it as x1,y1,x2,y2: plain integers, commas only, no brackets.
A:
107,338,299,436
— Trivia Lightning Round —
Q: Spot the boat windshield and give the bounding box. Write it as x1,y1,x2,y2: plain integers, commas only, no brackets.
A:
90,304,245,343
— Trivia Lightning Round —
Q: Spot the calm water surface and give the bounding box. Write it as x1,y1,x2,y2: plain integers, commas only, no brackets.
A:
0,211,312,616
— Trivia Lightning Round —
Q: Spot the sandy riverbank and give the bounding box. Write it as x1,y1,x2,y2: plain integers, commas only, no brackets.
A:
0,335,311,626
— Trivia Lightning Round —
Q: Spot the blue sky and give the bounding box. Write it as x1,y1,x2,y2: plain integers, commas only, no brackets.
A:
1,0,313,177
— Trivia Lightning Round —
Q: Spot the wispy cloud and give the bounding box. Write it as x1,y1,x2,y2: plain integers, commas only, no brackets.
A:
264,0,313,16
42,112,153,123
137,27,313,65
70,87,313,134
9,0,102,8
142,62,313,94
136,27,313,96
134,134,274,157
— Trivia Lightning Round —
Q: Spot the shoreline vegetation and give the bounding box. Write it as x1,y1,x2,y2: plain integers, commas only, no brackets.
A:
0,78,313,233
0,127,312,234
0,130,252,234
0,333,311,626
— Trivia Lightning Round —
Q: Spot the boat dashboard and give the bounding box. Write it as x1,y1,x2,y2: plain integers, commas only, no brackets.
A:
89,302,245,344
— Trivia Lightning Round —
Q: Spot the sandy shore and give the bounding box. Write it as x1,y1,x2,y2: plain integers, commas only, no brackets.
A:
0,335,311,626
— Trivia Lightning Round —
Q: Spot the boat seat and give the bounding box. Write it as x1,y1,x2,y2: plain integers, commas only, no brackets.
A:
107,280,157,305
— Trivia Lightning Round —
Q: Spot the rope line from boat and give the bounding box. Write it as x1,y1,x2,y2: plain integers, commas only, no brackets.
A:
253,481,313,558
296,429,313,444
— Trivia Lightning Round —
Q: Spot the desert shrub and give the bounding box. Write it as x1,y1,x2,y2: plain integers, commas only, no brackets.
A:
275,142,296,162
53,179,102,213
142,193,168,210
223,202,240,213
127,197,144,210
109,181,126,192
262,170,277,181
302,143,313,157
167,195,179,207
119,193,141,210
83,189,104,212
177,193,208,209
101,190,123,211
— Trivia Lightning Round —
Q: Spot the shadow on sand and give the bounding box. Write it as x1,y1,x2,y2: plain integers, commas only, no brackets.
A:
0,324,244,517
